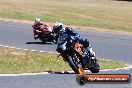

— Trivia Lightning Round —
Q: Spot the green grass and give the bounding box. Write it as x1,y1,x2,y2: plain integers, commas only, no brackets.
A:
0,46,128,74
99,59,127,70
0,0,132,32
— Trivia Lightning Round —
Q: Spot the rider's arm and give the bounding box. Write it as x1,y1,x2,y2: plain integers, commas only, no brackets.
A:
32,24,42,33
72,32,80,40
32,25,38,29
35,29,42,33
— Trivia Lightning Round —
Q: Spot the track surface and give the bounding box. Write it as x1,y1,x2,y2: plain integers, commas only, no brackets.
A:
0,21,132,88
0,21,132,63
0,68,132,88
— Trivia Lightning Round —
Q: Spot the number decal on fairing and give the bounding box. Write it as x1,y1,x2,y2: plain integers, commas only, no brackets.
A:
74,43,83,56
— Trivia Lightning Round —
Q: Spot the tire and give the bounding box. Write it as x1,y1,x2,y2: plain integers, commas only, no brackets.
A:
39,38,46,43
89,59,100,73
38,34,46,43
67,55,80,74
89,67,100,73
76,75,86,85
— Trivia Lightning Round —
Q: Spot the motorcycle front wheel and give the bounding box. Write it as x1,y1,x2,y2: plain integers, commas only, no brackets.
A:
67,52,82,74
89,59,100,73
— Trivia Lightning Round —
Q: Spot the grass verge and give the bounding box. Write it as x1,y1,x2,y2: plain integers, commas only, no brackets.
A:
0,46,128,74
0,0,132,32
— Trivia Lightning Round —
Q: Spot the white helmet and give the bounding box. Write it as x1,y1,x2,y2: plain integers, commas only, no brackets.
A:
54,22,63,28
35,18,40,24
53,22,65,34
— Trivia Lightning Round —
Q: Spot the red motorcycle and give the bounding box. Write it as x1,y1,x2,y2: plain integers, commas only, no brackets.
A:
32,24,57,44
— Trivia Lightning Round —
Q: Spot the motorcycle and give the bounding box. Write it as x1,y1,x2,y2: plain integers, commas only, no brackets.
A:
33,24,57,44
57,34,100,74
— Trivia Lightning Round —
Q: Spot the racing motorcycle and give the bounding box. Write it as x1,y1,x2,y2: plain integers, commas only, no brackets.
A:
57,34,100,74
33,24,57,44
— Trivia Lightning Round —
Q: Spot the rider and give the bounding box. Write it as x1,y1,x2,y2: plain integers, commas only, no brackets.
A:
53,22,95,67
52,22,65,41
32,18,52,39
64,27,95,67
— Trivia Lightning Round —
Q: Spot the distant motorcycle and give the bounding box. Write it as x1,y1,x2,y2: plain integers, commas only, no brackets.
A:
57,34,100,74
32,24,57,44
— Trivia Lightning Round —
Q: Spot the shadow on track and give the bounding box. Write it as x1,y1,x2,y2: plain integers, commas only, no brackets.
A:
46,71,75,74
26,42,53,45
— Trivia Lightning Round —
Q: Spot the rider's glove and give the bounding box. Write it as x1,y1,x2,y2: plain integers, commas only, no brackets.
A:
70,36,75,40
36,30,41,33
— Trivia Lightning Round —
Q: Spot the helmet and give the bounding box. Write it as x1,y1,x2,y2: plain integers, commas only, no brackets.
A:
34,18,40,25
83,38,90,47
53,22,64,34
65,27,73,34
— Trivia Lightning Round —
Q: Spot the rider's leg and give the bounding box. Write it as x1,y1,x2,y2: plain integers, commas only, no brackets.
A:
79,38,96,67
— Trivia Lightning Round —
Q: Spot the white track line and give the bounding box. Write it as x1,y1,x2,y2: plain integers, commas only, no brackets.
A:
0,44,57,54
0,45,4,47
4,45,10,48
0,72,50,77
39,51,44,53
100,65,132,72
23,49,29,51
10,47,15,49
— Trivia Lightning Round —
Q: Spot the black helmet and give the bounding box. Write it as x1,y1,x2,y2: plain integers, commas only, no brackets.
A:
83,39,90,47
65,27,73,34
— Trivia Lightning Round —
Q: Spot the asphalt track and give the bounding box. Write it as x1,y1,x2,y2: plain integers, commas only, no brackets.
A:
0,68,132,88
0,21,132,64
0,21,132,88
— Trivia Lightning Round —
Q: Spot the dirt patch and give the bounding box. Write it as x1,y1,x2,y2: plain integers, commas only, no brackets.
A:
0,18,34,24
0,17,132,35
